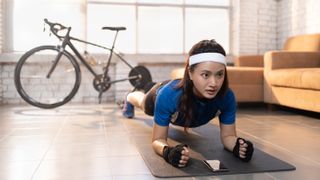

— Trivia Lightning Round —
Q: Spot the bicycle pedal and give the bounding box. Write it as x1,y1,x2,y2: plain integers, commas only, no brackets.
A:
116,100,125,109
98,94,102,104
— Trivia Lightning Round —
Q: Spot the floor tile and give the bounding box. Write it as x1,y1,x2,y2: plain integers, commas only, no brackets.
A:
0,104,319,180
108,156,151,175
0,161,40,180
33,157,113,179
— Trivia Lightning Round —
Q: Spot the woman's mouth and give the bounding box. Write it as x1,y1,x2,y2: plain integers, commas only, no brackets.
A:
206,89,217,95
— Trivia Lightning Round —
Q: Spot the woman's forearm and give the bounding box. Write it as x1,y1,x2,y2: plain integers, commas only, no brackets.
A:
152,124,169,156
221,135,237,151
152,139,169,156
219,123,237,151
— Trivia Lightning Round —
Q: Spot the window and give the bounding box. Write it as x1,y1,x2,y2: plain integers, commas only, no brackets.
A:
7,0,230,54
86,4,136,53
185,0,229,6
9,0,86,52
137,0,183,4
185,8,229,53
137,6,183,53
87,0,230,54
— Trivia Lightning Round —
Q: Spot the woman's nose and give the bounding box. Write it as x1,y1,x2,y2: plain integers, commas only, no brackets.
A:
208,76,217,86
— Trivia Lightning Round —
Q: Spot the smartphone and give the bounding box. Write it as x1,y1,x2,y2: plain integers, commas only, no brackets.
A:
203,160,229,172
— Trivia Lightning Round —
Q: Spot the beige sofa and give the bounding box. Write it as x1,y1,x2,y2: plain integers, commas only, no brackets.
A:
227,56,263,102
264,34,320,113
264,52,320,112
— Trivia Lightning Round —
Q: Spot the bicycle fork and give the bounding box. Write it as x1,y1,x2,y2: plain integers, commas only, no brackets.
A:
46,45,65,78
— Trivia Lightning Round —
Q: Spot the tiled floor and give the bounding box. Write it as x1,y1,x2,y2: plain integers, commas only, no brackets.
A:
0,104,319,180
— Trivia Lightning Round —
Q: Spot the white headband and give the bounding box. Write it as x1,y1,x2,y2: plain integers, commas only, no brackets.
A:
189,52,226,66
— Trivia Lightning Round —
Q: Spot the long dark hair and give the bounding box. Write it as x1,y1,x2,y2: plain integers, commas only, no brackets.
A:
176,39,229,130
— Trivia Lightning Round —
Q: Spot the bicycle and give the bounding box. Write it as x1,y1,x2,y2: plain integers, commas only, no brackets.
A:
14,19,152,109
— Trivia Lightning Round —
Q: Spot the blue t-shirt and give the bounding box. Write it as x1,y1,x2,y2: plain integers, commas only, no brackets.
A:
154,80,236,127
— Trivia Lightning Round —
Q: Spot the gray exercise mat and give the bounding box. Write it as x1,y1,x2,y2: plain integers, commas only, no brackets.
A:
123,117,296,178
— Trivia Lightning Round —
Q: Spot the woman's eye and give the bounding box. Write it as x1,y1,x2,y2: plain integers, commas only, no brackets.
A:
216,71,224,78
201,73,209,78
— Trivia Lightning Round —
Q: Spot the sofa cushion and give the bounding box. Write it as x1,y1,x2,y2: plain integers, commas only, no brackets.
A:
268,68,320,90
227,67,263,85
227,67,264,102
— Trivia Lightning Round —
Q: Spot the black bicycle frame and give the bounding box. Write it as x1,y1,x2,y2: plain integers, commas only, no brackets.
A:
50,26,137,84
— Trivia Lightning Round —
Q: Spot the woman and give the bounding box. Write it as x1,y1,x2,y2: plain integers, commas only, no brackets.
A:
122,39,254,168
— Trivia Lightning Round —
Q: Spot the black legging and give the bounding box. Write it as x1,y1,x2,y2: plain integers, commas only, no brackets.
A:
143,80,171,116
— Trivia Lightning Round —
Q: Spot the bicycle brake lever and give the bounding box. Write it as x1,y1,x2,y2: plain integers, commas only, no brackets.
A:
43,22,46,32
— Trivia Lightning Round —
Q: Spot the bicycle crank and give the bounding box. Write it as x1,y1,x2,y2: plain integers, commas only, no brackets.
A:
93,74,111,92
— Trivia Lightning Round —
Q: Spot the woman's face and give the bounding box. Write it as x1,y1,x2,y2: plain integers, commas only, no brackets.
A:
189,61,225,99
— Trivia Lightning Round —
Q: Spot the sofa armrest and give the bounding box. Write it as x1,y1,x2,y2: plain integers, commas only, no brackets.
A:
234,55,264,67
264,51,320,72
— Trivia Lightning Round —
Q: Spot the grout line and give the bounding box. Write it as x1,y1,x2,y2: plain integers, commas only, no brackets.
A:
29,107,71,180
241,113,320,130
99,104,111,148
0,129,16,142
265,172,278,180
237,128,320,166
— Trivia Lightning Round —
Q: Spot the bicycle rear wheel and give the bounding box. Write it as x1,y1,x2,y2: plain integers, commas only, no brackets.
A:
14,45,81,108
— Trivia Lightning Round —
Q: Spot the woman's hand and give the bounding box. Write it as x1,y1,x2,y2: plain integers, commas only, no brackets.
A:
152,124,190,167
163,144,190,167
238,139,248,158
233,137,254,162
179,146,190,167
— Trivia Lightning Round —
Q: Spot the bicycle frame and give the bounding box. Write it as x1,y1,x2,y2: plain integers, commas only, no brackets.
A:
48,25,138,86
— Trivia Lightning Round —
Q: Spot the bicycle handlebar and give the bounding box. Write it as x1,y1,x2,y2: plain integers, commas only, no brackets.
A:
44,18,70,39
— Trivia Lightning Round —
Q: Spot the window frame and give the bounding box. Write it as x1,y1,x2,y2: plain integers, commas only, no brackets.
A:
2,0,231,54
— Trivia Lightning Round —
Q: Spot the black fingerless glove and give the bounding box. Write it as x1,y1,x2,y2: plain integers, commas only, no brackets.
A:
233,137,254,162
162,144,187,167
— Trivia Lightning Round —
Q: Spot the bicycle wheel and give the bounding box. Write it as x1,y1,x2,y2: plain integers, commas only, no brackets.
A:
128,65,152,90
14,45,81,108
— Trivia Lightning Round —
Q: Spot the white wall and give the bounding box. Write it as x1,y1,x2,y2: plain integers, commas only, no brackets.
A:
231,0,278,56
231,0,320,55
277,0,320,48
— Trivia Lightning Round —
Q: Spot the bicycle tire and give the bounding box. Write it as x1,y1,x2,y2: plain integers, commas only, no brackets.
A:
128,65,152,90
14,45,81,108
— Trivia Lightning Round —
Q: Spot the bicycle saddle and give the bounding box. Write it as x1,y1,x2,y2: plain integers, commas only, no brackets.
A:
102,26,126,31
